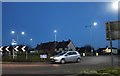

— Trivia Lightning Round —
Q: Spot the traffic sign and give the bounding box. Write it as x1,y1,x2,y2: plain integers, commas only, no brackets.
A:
106,21,120,40
1,46,27,52
5,46,10,52
14,46,19,51
22,46,26,52
0,46,3,52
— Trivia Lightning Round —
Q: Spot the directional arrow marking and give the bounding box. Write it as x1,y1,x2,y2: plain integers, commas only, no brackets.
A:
6,46,9,52
0,46,3,52
14,46,19,51
22,46,26,52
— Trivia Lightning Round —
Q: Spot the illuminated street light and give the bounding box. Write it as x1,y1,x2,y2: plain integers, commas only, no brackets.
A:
112,1,119,10
54,30,57,33
54,30,57,51
93,22,98,26
21,32,25,35
54,30,57,41
11,31,15,34
30,38,33,41
11,31,25,44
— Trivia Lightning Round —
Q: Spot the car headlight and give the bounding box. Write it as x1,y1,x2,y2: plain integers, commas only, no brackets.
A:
50,57,54,59
54,57,59,59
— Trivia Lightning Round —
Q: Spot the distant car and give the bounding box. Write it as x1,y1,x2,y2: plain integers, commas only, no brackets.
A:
50,51,81,64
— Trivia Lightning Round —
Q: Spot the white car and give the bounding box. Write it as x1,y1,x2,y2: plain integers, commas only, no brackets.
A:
50,51,81,64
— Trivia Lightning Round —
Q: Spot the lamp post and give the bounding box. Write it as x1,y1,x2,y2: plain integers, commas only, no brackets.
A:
85,22,98,55
54,30,57,51
107,1,119,68
54,30,57,41
29,38,33,47
20,31,25,44
25,38,33,60
11,31,25,59
11,31,16,59
107,22,114,68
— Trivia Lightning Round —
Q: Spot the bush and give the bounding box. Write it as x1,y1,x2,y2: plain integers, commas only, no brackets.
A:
2,53,50,62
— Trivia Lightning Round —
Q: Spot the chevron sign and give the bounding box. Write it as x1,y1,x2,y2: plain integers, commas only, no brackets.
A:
0,46,3,52
14,46,26,52
6,46,10,52
22,46,26,52
1,46,27,52
14,46,19,52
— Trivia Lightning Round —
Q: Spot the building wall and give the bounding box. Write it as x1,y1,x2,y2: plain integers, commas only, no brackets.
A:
112,49,118,54
103,48,118,54
68,42,76,51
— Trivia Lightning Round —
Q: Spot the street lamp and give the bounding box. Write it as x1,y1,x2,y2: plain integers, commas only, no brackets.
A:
112,1,119,11
17,31,25,44
11,31,25,44
11,31,15,34
11,31,25,59
11,30,16,45
85,22,98,54
54,30,57,41
21,32,25,35
30,38,33,41
29,38,33,47
54,30,57,51
93,22,98,26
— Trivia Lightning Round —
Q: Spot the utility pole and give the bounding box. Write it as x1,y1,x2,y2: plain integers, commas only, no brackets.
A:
108,22,113,68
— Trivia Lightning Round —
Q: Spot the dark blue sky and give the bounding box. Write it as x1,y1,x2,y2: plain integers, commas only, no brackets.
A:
2,2,119,49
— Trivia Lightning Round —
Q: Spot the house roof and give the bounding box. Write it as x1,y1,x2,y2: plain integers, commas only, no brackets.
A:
38,41,58,49
56,40,70,49
36,39,72,50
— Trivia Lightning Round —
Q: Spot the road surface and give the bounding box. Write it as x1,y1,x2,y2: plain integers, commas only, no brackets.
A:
1,55,120,75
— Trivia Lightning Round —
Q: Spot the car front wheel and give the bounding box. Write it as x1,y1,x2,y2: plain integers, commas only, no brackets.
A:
60,59,65,64
76,58,81,63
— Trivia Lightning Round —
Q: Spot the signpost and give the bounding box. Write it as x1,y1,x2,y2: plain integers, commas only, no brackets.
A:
11,39,27,59
11,39,17,59
105,21,120,68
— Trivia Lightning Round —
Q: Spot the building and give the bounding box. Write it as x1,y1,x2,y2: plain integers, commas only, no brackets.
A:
103,47,118,54
97,46,118,54
36,39,76,56
55,39,76,51
36,41,56,56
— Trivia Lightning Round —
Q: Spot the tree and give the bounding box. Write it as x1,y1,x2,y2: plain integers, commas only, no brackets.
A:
84,45,94,53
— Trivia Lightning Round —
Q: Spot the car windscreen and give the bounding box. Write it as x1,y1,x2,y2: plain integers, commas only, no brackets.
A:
56,51,67,56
